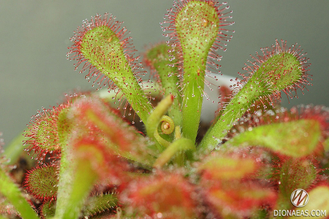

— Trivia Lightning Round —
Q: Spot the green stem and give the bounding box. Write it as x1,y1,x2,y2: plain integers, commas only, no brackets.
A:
0,167,39,219
55,109,73,218
54,143,72,219
181,65,205,142
199,81,261,151
153,137,195,168
62,160,98,219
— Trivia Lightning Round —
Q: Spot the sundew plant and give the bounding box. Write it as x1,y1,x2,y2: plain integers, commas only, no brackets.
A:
0,1,328,219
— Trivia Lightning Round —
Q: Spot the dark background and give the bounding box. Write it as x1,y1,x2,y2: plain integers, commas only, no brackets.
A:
0,1,328,147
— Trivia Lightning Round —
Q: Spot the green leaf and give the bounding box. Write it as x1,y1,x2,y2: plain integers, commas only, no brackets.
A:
222,119,321,157
254,52,303,94
174,1,226,142
71,14,153,124
199,40,311,152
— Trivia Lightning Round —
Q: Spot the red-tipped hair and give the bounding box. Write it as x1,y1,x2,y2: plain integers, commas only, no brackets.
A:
161,0,234,77
239,39,312,102
67,13,145,90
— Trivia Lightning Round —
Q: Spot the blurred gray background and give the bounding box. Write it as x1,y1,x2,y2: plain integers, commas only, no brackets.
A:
0,1,328,146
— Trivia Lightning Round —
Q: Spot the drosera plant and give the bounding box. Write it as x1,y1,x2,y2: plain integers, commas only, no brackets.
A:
0,0,329,218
